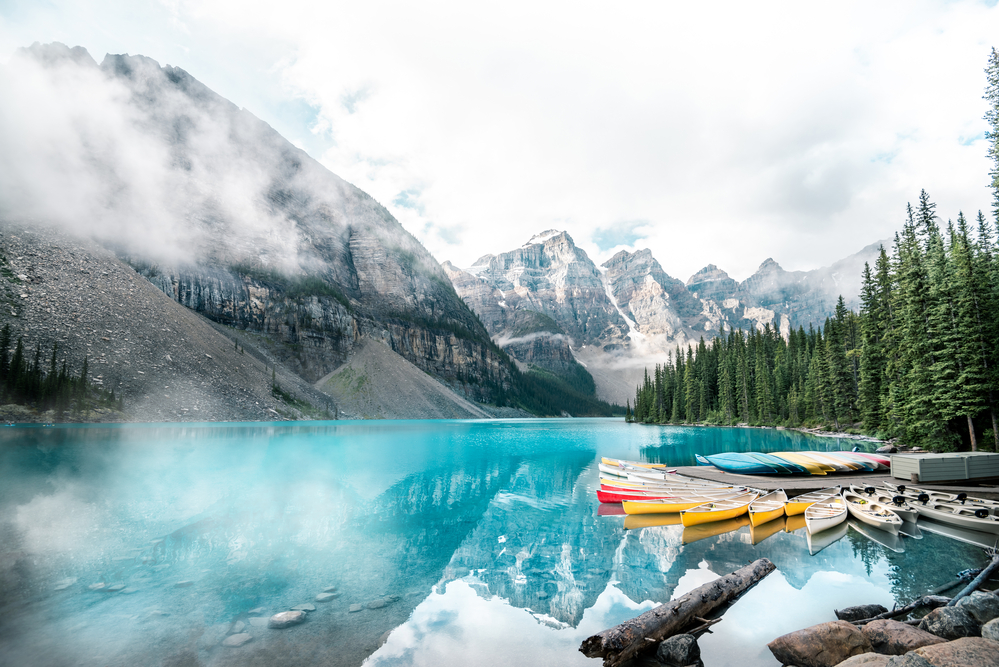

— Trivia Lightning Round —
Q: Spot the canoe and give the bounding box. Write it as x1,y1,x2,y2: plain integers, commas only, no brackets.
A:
682,514,751,544
696,453,783,475
785,486,842,516
623,490,746,515
771,452,830,475
625,469,733,488
807,520,848,555
598,463,629,477
843,489,903,535
600,483,742,496
748,489,788,527
750,515,786,544
805,452,861,472
885,483,999,516
805,496,847,534
747,452,807,474
848,519,905,553
601,457,671,470
623,513,684,529
843,451,891,469
680,491,760,527
906,499,999,535
597,489,677,503
824,452,877,472
917,518,999,549
785,513,807,533
849,485,918,522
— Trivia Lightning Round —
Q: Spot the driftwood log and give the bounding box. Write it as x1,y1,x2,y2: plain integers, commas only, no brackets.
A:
947,553,999,607
851,595,951,626
579,558,775,667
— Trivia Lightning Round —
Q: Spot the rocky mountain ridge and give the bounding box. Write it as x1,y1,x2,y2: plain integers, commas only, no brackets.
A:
447,231,886,404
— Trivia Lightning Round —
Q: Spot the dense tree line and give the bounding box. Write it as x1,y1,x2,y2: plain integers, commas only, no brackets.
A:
628,48,999,452
0,324,121,415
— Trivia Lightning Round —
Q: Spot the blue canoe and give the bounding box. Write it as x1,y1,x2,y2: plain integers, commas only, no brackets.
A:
696,452,783,475
745,452,808,474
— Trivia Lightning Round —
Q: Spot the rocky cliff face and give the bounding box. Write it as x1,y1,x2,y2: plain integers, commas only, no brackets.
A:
448,231,885,403
13,43,511,409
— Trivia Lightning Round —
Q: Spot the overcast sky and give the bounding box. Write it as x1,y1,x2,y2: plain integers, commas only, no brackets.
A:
2,0,998,281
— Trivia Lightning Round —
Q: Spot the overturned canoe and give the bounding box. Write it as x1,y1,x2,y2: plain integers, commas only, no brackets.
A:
696,453,784,475
771,452,831,475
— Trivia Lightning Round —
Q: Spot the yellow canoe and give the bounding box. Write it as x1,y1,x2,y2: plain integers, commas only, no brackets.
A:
804,452,860,472
682,515,750,544
680,491,760,527
750,515,786,544
624,513,683,530
748,489,788,527
773,452,833,475
784,486,843,516
623,491,745,515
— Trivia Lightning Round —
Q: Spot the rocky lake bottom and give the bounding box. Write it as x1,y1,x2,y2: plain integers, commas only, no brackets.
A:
0,419,991,666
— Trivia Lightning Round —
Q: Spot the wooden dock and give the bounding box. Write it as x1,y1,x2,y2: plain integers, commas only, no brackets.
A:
673,465,999,500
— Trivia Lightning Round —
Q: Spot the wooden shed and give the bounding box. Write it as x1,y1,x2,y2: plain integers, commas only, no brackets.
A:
890,452,999,482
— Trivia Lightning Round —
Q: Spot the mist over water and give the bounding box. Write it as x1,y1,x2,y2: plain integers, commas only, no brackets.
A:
0,420,987,666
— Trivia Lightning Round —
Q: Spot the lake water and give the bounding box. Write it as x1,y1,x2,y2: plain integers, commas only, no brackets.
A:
0,419,990,667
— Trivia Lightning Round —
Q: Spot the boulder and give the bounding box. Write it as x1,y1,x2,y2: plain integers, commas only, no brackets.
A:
875,446,897,454
268,611,306,629
956,591,999,625
656,634,700,667
983,617,999,642
221,633,252,647
913,637,999,666
884,654,933,667
917,606,981,640
835,655,890,667
861,619,946,655
836,604,890,622
768,621,874,667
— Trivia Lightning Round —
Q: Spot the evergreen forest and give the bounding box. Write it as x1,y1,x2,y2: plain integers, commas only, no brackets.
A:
628,48,999,452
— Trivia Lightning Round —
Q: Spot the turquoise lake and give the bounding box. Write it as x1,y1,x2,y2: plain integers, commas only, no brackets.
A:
0,419,991,667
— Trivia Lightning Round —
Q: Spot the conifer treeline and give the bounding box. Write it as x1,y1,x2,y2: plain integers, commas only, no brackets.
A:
0,324,121,414
629,48,999,452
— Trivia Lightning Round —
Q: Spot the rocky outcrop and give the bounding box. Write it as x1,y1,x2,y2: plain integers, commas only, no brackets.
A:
767,621,873,667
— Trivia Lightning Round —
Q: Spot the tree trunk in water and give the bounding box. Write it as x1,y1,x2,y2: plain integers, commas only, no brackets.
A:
968,414,978,452
579,558,776,667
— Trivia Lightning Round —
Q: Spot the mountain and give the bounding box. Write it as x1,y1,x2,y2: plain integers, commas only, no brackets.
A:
447,233,886,404
0,42,539,419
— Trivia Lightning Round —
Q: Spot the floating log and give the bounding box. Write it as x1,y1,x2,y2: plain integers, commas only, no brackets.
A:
852,596,951,626
579,558,775,667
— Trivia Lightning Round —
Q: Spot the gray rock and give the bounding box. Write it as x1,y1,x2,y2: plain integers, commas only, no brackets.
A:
861,619,946,655
366,599,387,609
268,610,306,629
917,606,981,640
884,653,933,667
913,636,999,666
955,591,999,625
248,617,269,627
291,603,316,612
836,604,890,623
221,633,253,647
983,617,999,642
656,634,700,667
768,620,873,667
315,593,336,602
875,445,897,454
230,621,245,634
835,654,890,667
349,604,363,613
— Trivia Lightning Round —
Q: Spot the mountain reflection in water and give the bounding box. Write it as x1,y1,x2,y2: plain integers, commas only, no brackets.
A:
0,420,988,667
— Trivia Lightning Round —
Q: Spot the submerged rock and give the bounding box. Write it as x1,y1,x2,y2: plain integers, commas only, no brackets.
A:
768,620,873,667
268,611,306,629
291,604,316,612
955,591,999,625
836,604,889,623
861,619,945,655
315,593,337,602
221,633,253,647
912,637,999,666
105,584,126,592
349,604,363,613
366,599,387,609
88,583,106,591
656,633,700,666
323,586,338,593
248,617,269,627
917,606,980,640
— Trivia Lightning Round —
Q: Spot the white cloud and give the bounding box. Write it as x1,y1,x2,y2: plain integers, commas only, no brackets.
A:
1,0,997,280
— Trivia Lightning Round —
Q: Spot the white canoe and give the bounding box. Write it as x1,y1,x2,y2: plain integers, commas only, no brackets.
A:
843,490,902,535
805,496,847,534
908,500,999,535
885,483,999,516
785,486,843,516
850,485,918,522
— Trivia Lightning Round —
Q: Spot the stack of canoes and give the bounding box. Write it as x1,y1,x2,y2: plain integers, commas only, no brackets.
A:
695,450,890,476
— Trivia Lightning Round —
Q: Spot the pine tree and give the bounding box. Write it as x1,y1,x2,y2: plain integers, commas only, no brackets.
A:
985,47,999,220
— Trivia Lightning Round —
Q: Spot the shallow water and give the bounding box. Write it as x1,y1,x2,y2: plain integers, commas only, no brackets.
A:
0,419,990,667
